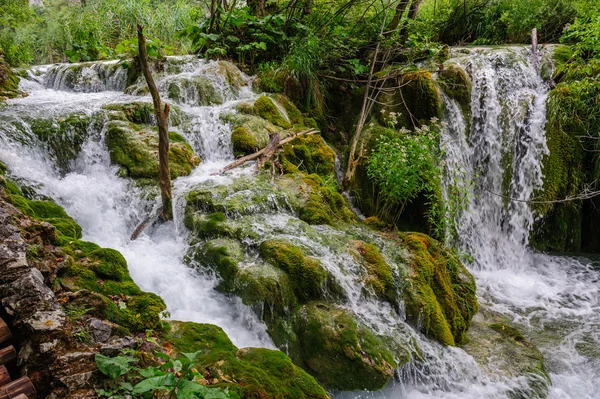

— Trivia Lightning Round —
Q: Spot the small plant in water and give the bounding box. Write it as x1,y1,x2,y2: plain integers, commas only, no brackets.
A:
95,350,235,399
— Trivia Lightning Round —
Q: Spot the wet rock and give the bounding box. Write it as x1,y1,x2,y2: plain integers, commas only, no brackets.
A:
99,336,137,356
88,318,111,343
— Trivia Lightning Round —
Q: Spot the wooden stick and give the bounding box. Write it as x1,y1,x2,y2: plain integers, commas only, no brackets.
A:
221,129,318,173
0,318,10,345
0,346,16,366
0,376,37,399
0,365,10,386
256,132,280,169
12,395,28,399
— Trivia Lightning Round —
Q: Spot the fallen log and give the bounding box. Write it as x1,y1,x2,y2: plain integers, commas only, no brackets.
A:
0,346,16,366
0,318,10,345
221,128,318,173
0,365,10,386
0,376,37,399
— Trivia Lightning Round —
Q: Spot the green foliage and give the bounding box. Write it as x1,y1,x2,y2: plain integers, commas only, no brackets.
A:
1,0,202,66
95,351,234,399
367,124,439,212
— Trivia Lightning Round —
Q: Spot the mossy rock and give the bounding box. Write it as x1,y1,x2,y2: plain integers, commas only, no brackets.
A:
376,70,443,128
102,102,185,127
402,232,478,346
207,60,246,91
166,76,223,106
463,312,551,399
259,240,328,302
232,127,259,157
29,112,93,174
162,321,330,399
281,135,336,176
251,96,291,129
298,174,355,225
276,95,304,125
438,64,472,115
348,241,398,306
291,302,398,391
8,192,82,239
58,239,166,333
104,120,200,182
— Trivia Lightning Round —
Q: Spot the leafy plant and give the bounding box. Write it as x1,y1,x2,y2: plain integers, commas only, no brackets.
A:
95,351,235,399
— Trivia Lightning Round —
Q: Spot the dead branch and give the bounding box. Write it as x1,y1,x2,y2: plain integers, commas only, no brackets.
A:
221,128,318,173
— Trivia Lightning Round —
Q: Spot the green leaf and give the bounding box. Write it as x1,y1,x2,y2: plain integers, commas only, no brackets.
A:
119,381,134,391
132,373,177,394
181,351,201,363
173,360,183,373
138,366,163,378
175,379,209,399
95,354,137,379
155,351,171,361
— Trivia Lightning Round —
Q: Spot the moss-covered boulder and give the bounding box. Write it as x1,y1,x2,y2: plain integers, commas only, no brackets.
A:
402,232,478,346
464,312,551,399
251,96,291,129
349,241,398,306
105,120,200,182
162,321,330,399
438,64,472,116
298,174,355,225
222,112,278,156
260,240,329,302
231,126,259,157
206,60,246,91
166,76,223,106
377,70,443,128
28,112,94,174
281,135,336,176
291,302,399,391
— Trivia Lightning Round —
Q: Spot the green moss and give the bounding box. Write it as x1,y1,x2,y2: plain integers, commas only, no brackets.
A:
29,112,92,174
277,95,304,125
260,240,328,302
58,244,166,332
0,61,21,98
253,96,292,129
231,126,259,156
162,321,329,399
7,193,82,239
90,248,128,281
292,302,397,391
349,241,397,306
438,65,472,115
282,135,336,176
298,174,354,225
104,120,200,182
402,233,478,346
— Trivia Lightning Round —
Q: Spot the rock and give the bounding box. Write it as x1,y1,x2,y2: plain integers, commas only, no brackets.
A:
88,318,111,343
104,119,200,182
162,321,330,399
281,134,336,176
289,302,404,391
99,336,137,356
166,76,223,106
402,232,478,346
464,311,551,398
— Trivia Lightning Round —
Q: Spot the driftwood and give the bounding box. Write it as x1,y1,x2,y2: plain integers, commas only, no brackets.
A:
0,346,16,366
221,129,318,173
0,318,10,344
0,376,37,399
137,24,173,222
0,365,10,386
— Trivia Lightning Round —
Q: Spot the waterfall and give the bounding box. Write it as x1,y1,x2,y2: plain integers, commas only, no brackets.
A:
439,47,600,398
0,50,599,398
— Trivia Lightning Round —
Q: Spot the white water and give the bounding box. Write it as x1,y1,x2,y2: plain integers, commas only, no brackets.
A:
0,51,598,398
439,47,600,398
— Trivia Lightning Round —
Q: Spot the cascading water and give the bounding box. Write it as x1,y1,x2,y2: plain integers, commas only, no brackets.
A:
439,47,600,398
0,49,598,399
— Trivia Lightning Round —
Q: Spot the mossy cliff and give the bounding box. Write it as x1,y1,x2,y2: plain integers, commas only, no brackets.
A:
0,57,21,99
530,47,600,253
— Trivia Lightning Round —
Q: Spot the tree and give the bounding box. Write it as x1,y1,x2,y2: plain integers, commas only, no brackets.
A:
137,24,173,221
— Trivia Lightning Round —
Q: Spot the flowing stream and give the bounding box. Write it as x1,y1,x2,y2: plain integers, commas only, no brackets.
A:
0,50,599,398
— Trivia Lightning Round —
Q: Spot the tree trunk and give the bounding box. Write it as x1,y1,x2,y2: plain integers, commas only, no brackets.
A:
137,25,173,221
399,0,424,44
387,0,411,33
